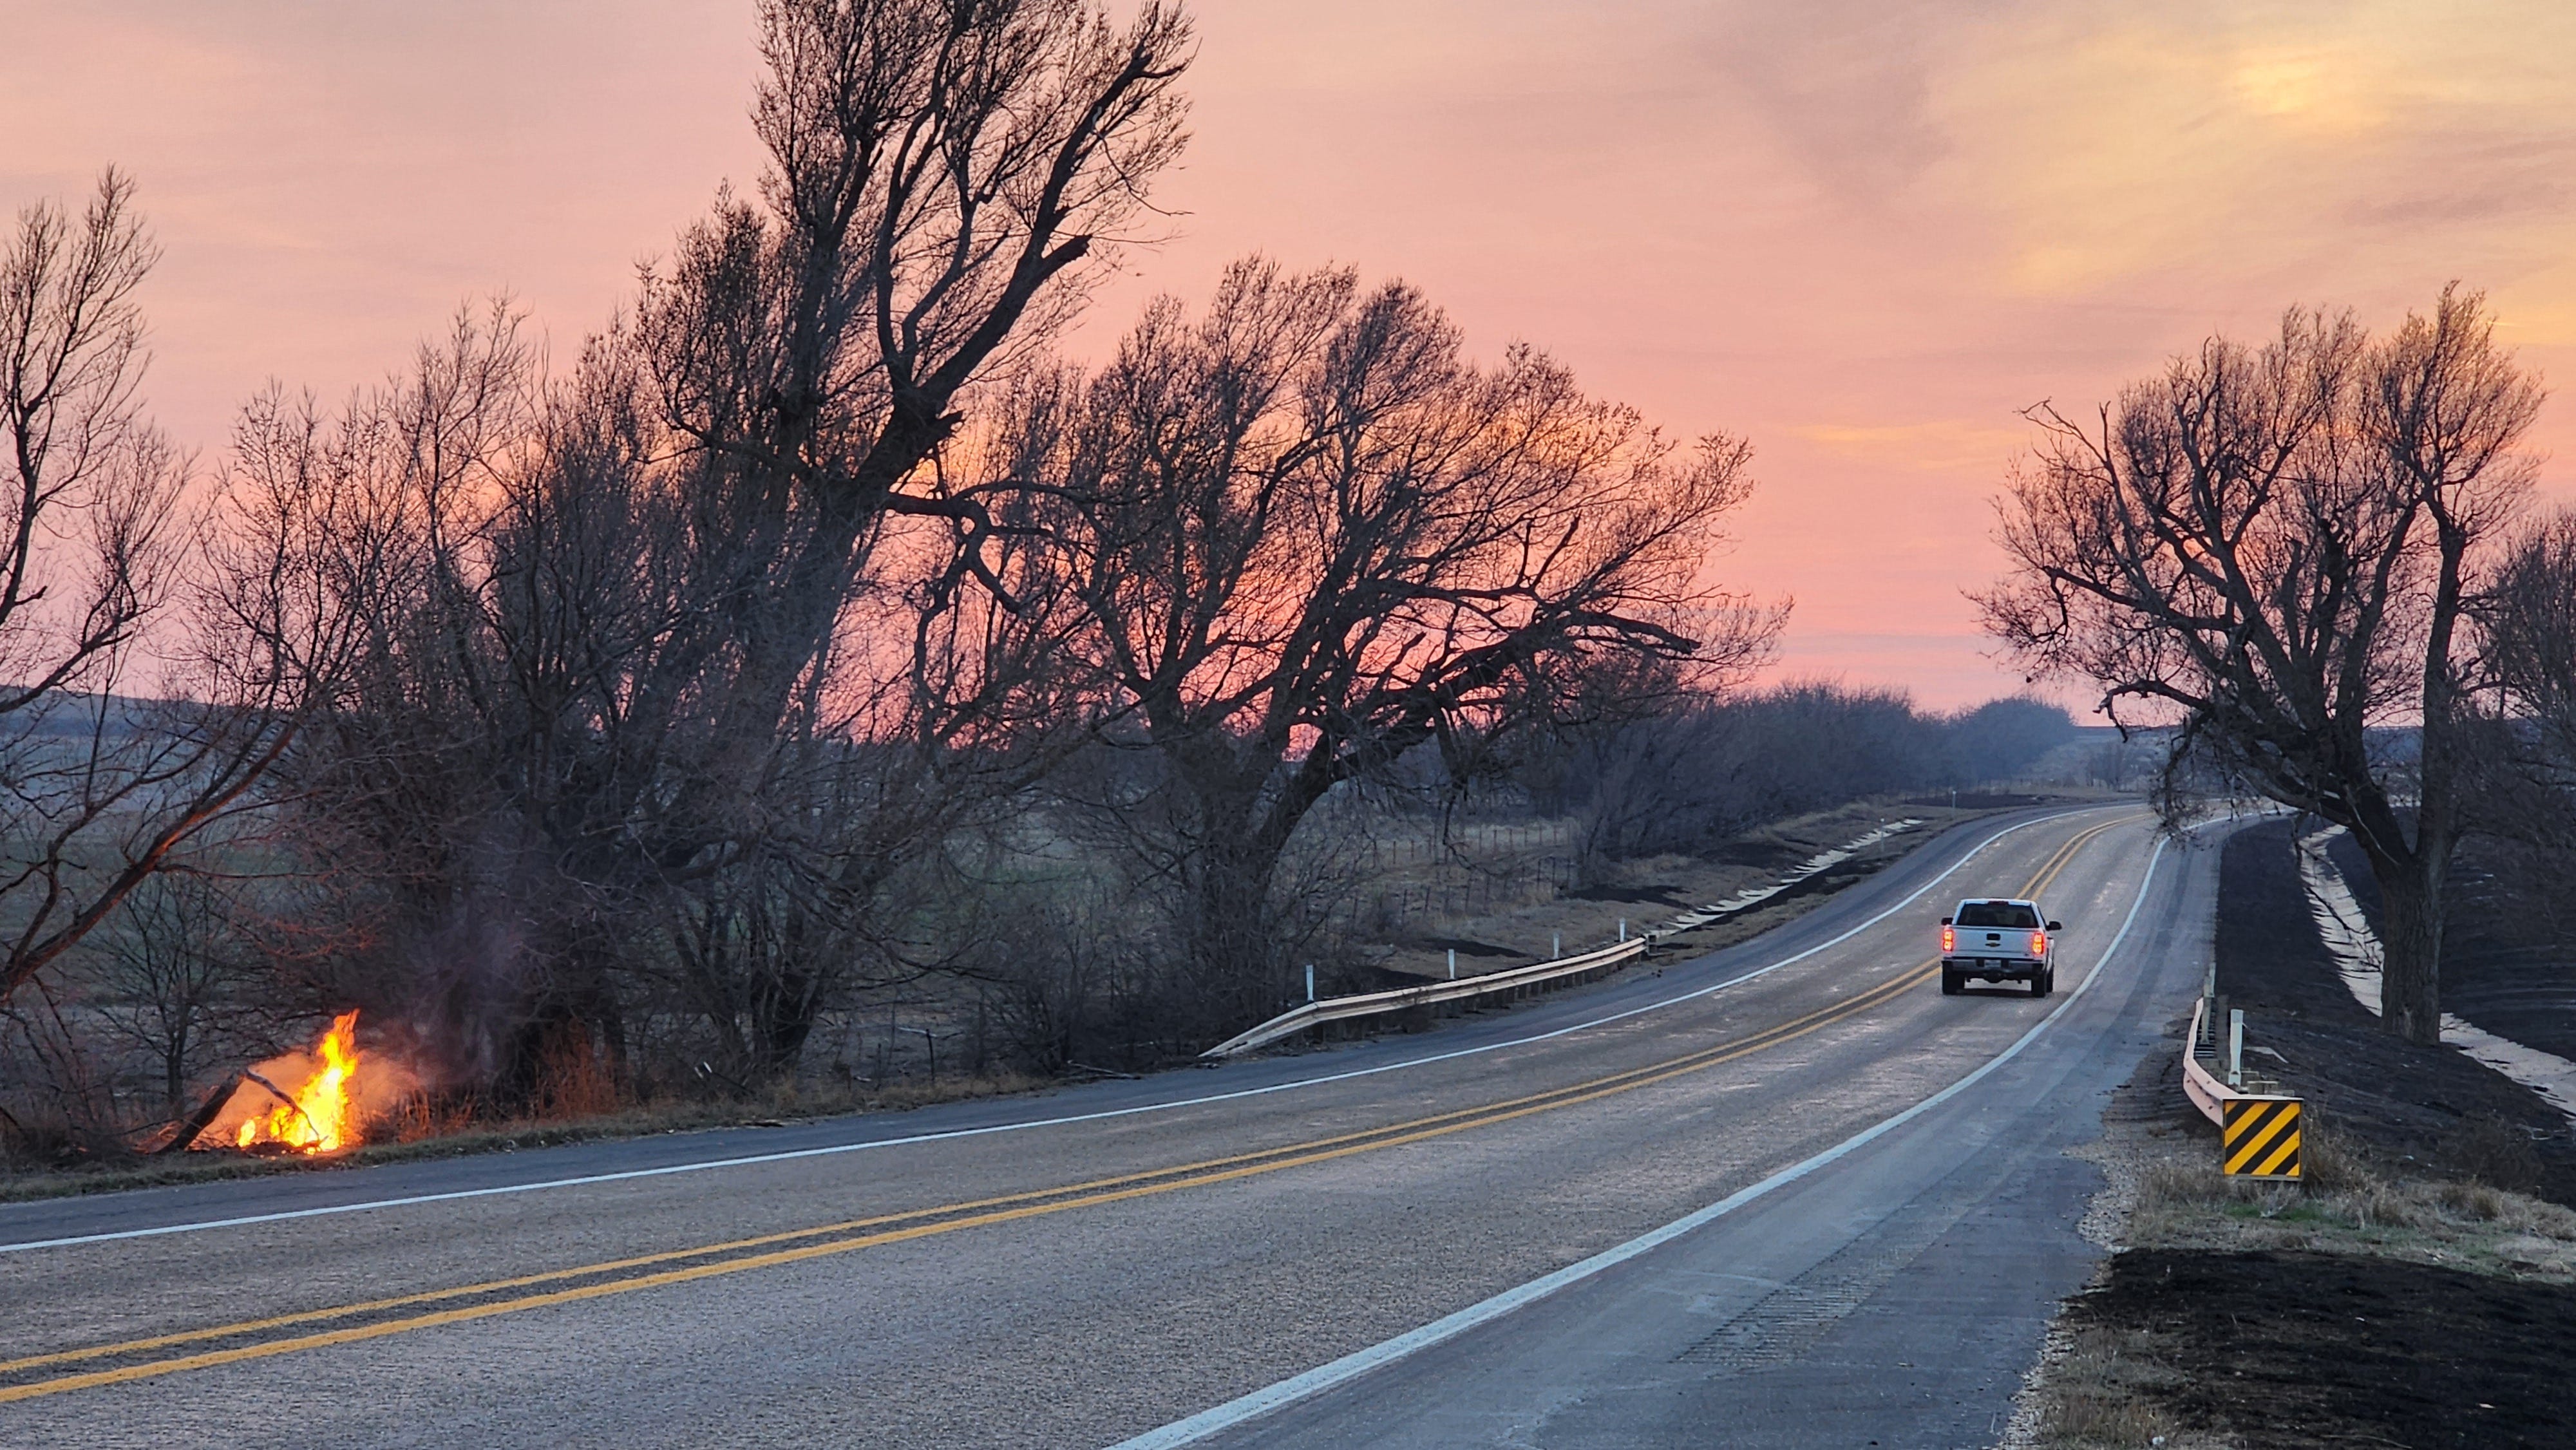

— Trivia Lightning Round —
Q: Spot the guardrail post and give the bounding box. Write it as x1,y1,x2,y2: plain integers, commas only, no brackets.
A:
2227,1008,2246,1089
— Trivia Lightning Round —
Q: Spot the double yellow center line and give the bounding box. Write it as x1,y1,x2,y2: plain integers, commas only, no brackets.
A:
0,813,2130,1404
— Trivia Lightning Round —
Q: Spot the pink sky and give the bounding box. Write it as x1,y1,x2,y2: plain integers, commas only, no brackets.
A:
7,1,2573,711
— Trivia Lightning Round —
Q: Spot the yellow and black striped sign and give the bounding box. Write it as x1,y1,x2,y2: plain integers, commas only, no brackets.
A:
2223,1096,2302,1179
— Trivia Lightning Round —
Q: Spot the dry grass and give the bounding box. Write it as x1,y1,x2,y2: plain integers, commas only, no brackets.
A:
2012,1321,2224,1450
2008,1098,2576,1449
2122,1117,2576,1281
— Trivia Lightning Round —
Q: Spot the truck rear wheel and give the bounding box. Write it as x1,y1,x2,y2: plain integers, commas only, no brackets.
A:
2033,968,2052,997
1940,969,1962,995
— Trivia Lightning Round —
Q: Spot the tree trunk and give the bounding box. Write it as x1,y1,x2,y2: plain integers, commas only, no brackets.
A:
495,1001,587,1111
2363,852,2446,1046
164,1031,189,1124
1190,834,1283,1026
754,970,820,1077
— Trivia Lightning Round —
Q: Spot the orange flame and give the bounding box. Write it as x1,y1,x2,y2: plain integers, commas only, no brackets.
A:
234,1010,365,1153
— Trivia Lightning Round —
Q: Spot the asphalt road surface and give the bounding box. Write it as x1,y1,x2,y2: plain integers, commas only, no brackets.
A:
1,804,2224,1449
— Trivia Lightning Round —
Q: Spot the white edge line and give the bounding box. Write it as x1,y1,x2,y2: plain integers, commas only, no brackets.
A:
1102,829,2177,1450
0,807,2117,1256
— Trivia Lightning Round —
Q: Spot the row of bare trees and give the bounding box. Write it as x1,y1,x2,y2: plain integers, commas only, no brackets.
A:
197,0,1205,1098
1,0,1835,1146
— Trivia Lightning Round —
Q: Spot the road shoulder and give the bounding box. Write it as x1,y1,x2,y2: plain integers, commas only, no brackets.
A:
2007,819,2576,1450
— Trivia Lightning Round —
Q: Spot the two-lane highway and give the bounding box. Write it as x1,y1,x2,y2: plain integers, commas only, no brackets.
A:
1,805,2221,1448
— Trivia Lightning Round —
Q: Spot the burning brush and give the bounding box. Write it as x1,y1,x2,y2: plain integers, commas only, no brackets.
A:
232,1010,363,1153
162,1010,413,1156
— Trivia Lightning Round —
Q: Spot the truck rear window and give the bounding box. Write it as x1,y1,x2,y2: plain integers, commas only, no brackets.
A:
1956,901,2040,928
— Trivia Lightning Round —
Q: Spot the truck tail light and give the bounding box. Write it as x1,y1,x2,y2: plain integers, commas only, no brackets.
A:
1941,925,1955,954
2031,930,2049,956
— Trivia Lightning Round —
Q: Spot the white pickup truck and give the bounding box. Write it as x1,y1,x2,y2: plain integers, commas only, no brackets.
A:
1940,898,2060,996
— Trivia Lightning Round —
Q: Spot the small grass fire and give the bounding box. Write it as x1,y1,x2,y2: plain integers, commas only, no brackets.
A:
233,1010,363,1153
187,1010,413,1156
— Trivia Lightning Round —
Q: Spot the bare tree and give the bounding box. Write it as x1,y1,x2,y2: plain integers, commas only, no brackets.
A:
2475,510,2576,853
2488,513,2576,769
1023,259,1775,1026
0,169,175,710
85,871,260,1124
195,306,544,1077
1979,288,2544,1044
0,171,327,1009
574,0,1189,1078
249,0,1193,1099
635,0,1190,772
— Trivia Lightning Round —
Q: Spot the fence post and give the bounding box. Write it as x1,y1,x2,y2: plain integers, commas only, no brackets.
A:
1618,918,1627,943
1306,963,1316,1003
2228,1008,2246,1088
1552,932,1561,960
1448,948,1457,981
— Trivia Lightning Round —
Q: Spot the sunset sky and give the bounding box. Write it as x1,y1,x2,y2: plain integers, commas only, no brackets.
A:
6,1,2573,711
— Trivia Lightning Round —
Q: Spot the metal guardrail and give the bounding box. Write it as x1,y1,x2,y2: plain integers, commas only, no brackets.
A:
2182,993,2282,1124
1201,818,1927,1059
1200,938,1647,1057
2181,995,2235,1126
